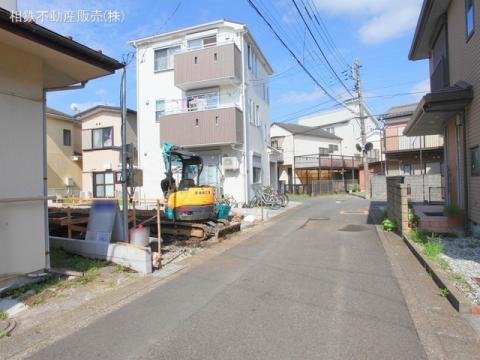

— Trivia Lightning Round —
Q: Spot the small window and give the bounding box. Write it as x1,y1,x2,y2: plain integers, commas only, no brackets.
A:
94,172,115,198
92,127,113,149
319,147,329,156
63,129,71,146
255,104,260,126
156,100,165,121
253,167,262,184
466,0,475,39
403,164,412,176
328,144,339,153
247,44,252,70
154,46,180,71
471,146,480,176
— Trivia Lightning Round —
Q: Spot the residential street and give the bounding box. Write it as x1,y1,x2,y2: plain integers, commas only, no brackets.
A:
27,197,426,360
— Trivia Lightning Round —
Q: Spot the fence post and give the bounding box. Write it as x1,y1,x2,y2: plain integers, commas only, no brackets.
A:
156,200,162,269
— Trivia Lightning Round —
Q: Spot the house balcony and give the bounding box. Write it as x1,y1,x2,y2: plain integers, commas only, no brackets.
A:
384,135,444,153
174,42,242,90
159,106,244,147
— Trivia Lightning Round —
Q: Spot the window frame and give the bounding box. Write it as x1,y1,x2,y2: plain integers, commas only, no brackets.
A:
63,129,72,146
403,164,412,176
154,45,181,72
466,0,475,41
93,171,116,198
155,99,165,121
91,127,114,150
252,166,262,184
471,146,480,176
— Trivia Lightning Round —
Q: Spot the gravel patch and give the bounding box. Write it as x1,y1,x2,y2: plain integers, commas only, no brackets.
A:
439,236,480,305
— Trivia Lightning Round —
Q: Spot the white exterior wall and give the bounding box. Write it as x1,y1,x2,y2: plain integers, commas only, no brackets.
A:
0,44,45,275
134,22,272,203
298,105,382,158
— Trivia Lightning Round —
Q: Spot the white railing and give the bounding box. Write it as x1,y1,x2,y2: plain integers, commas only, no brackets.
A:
176,34,236,54
159,91,240,117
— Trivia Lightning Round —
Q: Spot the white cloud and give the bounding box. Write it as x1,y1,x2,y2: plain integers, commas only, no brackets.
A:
410,78,430,100
312,0,423,44
278,88,325,104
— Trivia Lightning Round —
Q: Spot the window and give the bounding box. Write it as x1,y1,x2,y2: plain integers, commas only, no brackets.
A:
187,35,216,49
94,172,115,198
248,99,255,125
154,45,180,71
324,127,335,134
186,91,219,111
319,147,329,156
92,127,113,149
328,144,339,153
472,146,480,176
63,129,71,146
255,104,260,126
156,100,165,121
403,164,412,176
466,0,475,39
253,167,262,184
247,44,252,70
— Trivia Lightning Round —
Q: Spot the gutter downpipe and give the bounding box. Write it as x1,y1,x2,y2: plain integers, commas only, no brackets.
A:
462,110,469,232
43,81,87,270
240,30,250,204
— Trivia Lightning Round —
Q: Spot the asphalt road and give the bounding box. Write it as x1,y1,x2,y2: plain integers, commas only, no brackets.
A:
28,197,426,359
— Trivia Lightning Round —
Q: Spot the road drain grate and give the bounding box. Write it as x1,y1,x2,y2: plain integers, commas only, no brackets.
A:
338,224,368,232
297,217,330,230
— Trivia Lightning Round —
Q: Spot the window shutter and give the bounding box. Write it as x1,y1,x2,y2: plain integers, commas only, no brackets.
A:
82,129,92,150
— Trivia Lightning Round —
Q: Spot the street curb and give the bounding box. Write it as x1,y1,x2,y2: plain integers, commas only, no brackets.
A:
370,207,479,315
401,234,479,314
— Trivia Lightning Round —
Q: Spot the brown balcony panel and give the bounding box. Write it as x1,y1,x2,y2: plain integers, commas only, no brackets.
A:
174,43,242,90
160,107,243,147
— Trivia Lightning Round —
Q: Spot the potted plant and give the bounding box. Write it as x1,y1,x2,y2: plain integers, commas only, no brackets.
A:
444,205,464,228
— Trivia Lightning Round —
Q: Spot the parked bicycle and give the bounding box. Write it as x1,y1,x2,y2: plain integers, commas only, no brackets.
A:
248,186,288,209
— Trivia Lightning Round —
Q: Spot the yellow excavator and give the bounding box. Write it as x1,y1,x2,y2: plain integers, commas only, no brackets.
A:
161,143,216,221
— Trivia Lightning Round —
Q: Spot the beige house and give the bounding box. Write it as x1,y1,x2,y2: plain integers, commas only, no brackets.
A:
0,3,122,276
75,106,137,198
405,0,479,232
46,108,83,196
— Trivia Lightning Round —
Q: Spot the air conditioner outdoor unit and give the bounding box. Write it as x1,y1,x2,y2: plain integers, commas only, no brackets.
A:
64,177,74,187
222,157,239,171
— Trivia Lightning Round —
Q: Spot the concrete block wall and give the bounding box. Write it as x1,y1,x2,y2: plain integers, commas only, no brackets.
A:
386,176,409,235
371,175,387,200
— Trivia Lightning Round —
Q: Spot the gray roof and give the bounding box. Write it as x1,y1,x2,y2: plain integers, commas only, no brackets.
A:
74,105,136,119
380,103,419,124
273,123,342,140
47,107,81,125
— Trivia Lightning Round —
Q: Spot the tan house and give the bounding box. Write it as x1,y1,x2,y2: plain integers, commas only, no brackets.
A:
405,0,479,232
46,108,82,196
382,103,444,176
0,3,122,276
75,106,137,198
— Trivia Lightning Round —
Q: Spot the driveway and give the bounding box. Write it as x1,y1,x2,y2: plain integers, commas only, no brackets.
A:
27,196,426,359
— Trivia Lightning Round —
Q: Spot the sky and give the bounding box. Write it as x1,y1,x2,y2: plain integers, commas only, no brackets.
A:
18,0,430,122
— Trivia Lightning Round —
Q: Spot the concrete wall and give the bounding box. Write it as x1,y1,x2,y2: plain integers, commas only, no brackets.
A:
386,176,409,235
447,0,480,225
371,175,387,200
0,43,45,275
46,116,82,192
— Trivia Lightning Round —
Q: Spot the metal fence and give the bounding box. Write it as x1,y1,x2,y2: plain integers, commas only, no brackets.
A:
283,180,359,196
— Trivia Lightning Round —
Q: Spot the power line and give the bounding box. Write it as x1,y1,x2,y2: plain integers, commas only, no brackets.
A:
292,0,353,97
246,0,352,112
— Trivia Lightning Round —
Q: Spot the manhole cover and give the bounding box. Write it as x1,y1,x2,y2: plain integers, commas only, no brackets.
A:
338,224,368,232
297,217,329,230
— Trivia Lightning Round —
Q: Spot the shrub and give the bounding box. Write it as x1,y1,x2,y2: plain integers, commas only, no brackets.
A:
408,210,419,228
382,218,397,232
410,228,428,244
444,205,464,217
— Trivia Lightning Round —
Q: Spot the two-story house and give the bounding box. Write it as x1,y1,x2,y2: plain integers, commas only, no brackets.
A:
130,20,273,204
270,122,343,190
297,100,383,160
381,103,444,176
404,0,479,232
0,2,122,276
75,105,137,198
46,108,83,197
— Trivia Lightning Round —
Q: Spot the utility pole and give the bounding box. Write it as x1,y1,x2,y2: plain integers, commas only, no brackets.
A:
353,58,370,199
120,66,129,241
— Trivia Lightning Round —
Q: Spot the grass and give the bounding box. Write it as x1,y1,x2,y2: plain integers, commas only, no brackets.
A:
439,288,450,298
288,193,311,199
410,228,428,244
1,250,106,307
424,239,444,260
112,264,129,273
450,273,467,284
0,310,7,321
